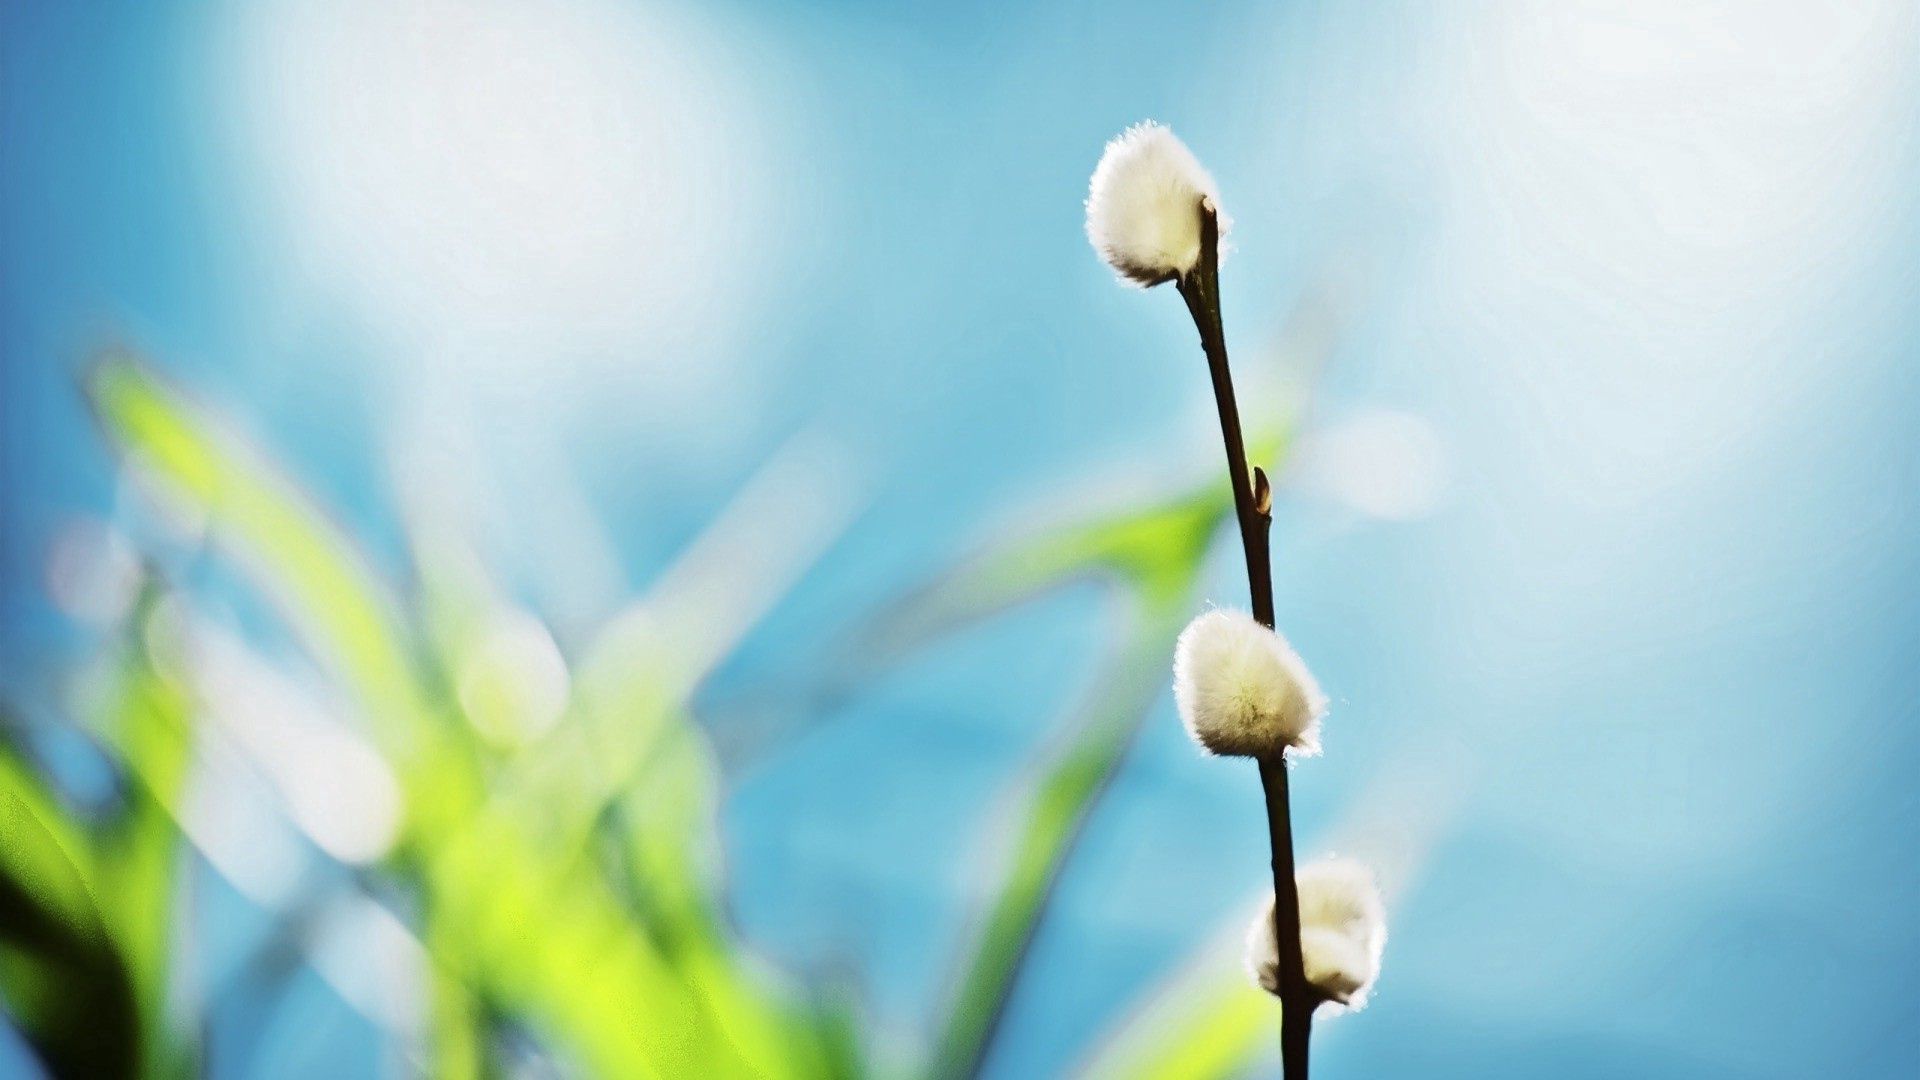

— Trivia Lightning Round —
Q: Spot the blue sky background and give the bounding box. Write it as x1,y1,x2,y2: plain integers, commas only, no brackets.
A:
6,1,1920,1077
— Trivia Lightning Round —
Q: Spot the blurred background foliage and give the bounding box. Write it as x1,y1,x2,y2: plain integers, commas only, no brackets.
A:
2,356,1305,1076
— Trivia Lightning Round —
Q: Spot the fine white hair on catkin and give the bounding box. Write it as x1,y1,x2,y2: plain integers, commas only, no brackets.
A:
1085,121,1228,286
1172,608,1325,758
1300,926,1373,1005
1296,856,1387,940
1246,856,1388,1010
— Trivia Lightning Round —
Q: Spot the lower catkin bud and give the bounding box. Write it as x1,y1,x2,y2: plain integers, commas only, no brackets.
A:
1247,856,1387,1010
1172,608,1326,758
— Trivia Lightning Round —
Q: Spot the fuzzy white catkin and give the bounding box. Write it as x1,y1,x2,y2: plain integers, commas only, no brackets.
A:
1085,121,1228,286
1172,608,1325,758
1247,856,1388,1009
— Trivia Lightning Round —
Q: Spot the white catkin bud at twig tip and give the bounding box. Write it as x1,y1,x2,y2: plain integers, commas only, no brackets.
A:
1085,121,1229,287
1247,856,1388,1010
1172,608,1325,759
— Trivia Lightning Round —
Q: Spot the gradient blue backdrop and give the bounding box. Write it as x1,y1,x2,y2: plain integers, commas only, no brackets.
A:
5,2,1919,1077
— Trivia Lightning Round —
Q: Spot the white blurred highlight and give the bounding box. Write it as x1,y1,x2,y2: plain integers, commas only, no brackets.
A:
46,517,142,627
456,606,572,748
591,432,863,700
392,401,630,638
221,0,780,396
178,764,431,1042
1314,738,1474,910
149,600,403,865
1287,409,1448,522
307,893,430,1041
171,695,430,1042
178,741,308,910
1424,2,1918,491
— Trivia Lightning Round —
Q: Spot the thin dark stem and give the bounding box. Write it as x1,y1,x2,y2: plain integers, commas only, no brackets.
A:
1176,200,1313,1079
1176,230,1270,630
1282,987,1314,1080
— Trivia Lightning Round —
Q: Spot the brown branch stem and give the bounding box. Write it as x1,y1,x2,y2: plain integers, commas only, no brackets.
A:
1176,200,1313,1079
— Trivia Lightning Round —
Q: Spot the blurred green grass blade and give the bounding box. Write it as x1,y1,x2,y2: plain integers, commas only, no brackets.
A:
919,432,1291,1080
858,427,1292,668
0,784,143,1080
87,356,432,746
466,597,714,874
860,490,1226,668
428,779,802,1078
927,592,1195,1080
1079,981,1271,1080
0,747,101,943
87,358,464,1064
428,585,838,1075
481,702,828,1077
75,357,865,1076
809,993,872,1080
1069,922,1275,1080
0,627,197,1078
428,813,690,1078
437,621,681,923
422,950,485,1080
91,640,197,1078
615,727,841,1079
619,724,722,941
550,606,684,810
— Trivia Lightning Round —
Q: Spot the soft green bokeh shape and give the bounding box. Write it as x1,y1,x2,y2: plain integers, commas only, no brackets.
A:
79,356,856,1078
1,354,1306,1080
